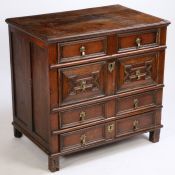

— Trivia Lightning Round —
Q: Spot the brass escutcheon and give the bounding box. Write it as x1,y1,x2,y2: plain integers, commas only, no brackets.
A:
108,62,115,73
80,46,86,56
107,124,114,133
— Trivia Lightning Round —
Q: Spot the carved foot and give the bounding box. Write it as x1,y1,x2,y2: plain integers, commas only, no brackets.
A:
48,155,59,172
149,129,160,143
14,127,23,138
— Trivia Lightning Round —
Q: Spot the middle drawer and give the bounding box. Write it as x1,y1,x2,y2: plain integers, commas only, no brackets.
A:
116,89,162,116
59,102,105,129
59,61,107,106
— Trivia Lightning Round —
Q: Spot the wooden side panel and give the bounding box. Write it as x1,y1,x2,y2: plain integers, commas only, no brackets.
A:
31,43,49,142
11,30,32,128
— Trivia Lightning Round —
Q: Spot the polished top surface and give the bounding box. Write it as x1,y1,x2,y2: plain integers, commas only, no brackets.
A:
6,5,169,42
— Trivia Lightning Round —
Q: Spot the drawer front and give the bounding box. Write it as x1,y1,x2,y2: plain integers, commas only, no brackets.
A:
116,111,156,136
117,52,158,91
59,103,105,129
59,62,106,105
60,37,107,62
60,124,105,152
117,29,159,52
117,90,160,115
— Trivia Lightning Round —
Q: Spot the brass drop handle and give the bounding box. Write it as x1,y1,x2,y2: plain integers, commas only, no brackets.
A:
80,80,86,91
133,120,139,131
136,70,141,80
133,98,139,109
80,134,86,146
136,37,141,48
80,46,86,56
107,124,114,133
79,111,86,121
108,62,115,73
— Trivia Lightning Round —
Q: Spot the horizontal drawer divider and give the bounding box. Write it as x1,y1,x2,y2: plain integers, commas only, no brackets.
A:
50,45,166,69
51,84,164,113
116,105,162,118
51,125,163,156
51,106,162,135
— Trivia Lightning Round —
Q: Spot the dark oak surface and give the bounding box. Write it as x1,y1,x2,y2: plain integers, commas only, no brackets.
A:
6,4,170,172
6,5,169,42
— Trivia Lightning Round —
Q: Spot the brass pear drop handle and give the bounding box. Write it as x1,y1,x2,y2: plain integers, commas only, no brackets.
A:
136,70,141,80
80,80,86,92
136,37,141,48
79,111,86,121
80,46,86,56
80,134,86,146
133,120,139,131
133,98,139,109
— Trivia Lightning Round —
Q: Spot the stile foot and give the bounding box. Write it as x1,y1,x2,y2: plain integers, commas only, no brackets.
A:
149,129,160,143
14,127,23,138
48,155,59,172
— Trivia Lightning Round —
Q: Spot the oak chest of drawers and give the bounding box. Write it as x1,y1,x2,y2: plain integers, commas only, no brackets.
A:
6,5,170,172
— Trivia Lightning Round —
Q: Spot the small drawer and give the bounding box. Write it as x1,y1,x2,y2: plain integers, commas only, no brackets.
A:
60,124,105,152
117,29,159,52
117,52,158,91
116,90,160,115
59,103,105,129
59,61,106,105
116,111,156,136
59,37,107,62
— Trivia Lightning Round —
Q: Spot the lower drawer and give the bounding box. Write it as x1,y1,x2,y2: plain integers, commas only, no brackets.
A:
60,110,161,153
116,111,157,137
60,124,106,152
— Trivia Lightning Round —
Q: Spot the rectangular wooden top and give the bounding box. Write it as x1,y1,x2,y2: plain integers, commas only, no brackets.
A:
6,5,170,43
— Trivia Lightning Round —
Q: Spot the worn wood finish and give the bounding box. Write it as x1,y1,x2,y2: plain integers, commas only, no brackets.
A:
5,5,169,43
6,5,170,172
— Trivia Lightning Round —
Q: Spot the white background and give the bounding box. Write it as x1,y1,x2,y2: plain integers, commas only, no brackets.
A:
0,1,175,175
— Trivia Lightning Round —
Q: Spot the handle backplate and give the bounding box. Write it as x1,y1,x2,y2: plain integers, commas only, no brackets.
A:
80,111,86,121
80,134,86,146
136,38,141,48
80,46,86,56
